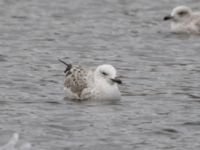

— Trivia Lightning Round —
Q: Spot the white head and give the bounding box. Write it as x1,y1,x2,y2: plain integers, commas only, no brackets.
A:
94,64,122,85
164,6,192,22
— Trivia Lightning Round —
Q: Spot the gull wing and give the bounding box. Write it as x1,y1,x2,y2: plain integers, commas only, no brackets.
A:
64,65,93,98
192,13,200,33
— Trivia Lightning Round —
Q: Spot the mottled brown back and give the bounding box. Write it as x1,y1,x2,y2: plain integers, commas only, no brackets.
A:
64,65,92,97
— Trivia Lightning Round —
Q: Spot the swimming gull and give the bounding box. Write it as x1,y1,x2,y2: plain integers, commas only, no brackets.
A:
59,59,122,100
164,6,200,34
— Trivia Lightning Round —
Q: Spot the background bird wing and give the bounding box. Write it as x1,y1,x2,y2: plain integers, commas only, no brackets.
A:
193,13,200,32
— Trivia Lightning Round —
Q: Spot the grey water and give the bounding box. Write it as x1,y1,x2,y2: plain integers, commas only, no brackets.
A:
0,0,200,149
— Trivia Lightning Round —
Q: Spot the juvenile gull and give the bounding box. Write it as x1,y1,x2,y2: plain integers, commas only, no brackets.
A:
164,6,200,34
59,59,122,100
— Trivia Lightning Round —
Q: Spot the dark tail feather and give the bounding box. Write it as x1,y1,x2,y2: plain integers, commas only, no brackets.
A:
58,59,72,73
59,59,69,66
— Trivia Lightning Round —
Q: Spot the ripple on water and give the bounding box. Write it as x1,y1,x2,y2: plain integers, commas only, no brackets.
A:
0,55,7,62
182,121,200,126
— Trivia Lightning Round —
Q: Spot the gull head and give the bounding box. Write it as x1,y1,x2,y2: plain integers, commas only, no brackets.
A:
94,64,122,85
164,6,192,22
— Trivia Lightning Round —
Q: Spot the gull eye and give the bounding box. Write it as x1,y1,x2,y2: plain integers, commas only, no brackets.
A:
178,11,187,16
102,72,108,76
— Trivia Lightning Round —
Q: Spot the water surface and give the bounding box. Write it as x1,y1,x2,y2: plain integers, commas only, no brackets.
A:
0,0,200,149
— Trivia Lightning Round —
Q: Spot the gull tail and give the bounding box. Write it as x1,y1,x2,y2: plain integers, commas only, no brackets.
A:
58,59,72,73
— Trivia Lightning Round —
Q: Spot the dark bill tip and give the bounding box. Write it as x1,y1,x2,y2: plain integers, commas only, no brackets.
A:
163,15,172,21
111,78,122,84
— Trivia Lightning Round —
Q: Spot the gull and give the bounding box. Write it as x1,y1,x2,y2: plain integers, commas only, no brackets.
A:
59,59,122,100
163,6,200,34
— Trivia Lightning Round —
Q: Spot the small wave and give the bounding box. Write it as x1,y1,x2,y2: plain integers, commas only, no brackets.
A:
183,121,200,126
154,128,179,136
0,55,6,62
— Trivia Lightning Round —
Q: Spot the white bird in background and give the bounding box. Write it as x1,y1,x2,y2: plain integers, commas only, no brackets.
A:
59,59,122,101
164,6,200,34
0,133,31,150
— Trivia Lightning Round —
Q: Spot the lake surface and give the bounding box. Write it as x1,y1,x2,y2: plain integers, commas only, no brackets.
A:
0,0,200,149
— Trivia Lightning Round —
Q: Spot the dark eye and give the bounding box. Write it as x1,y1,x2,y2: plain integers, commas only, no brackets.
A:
102,72,108,76
178,11,187,16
